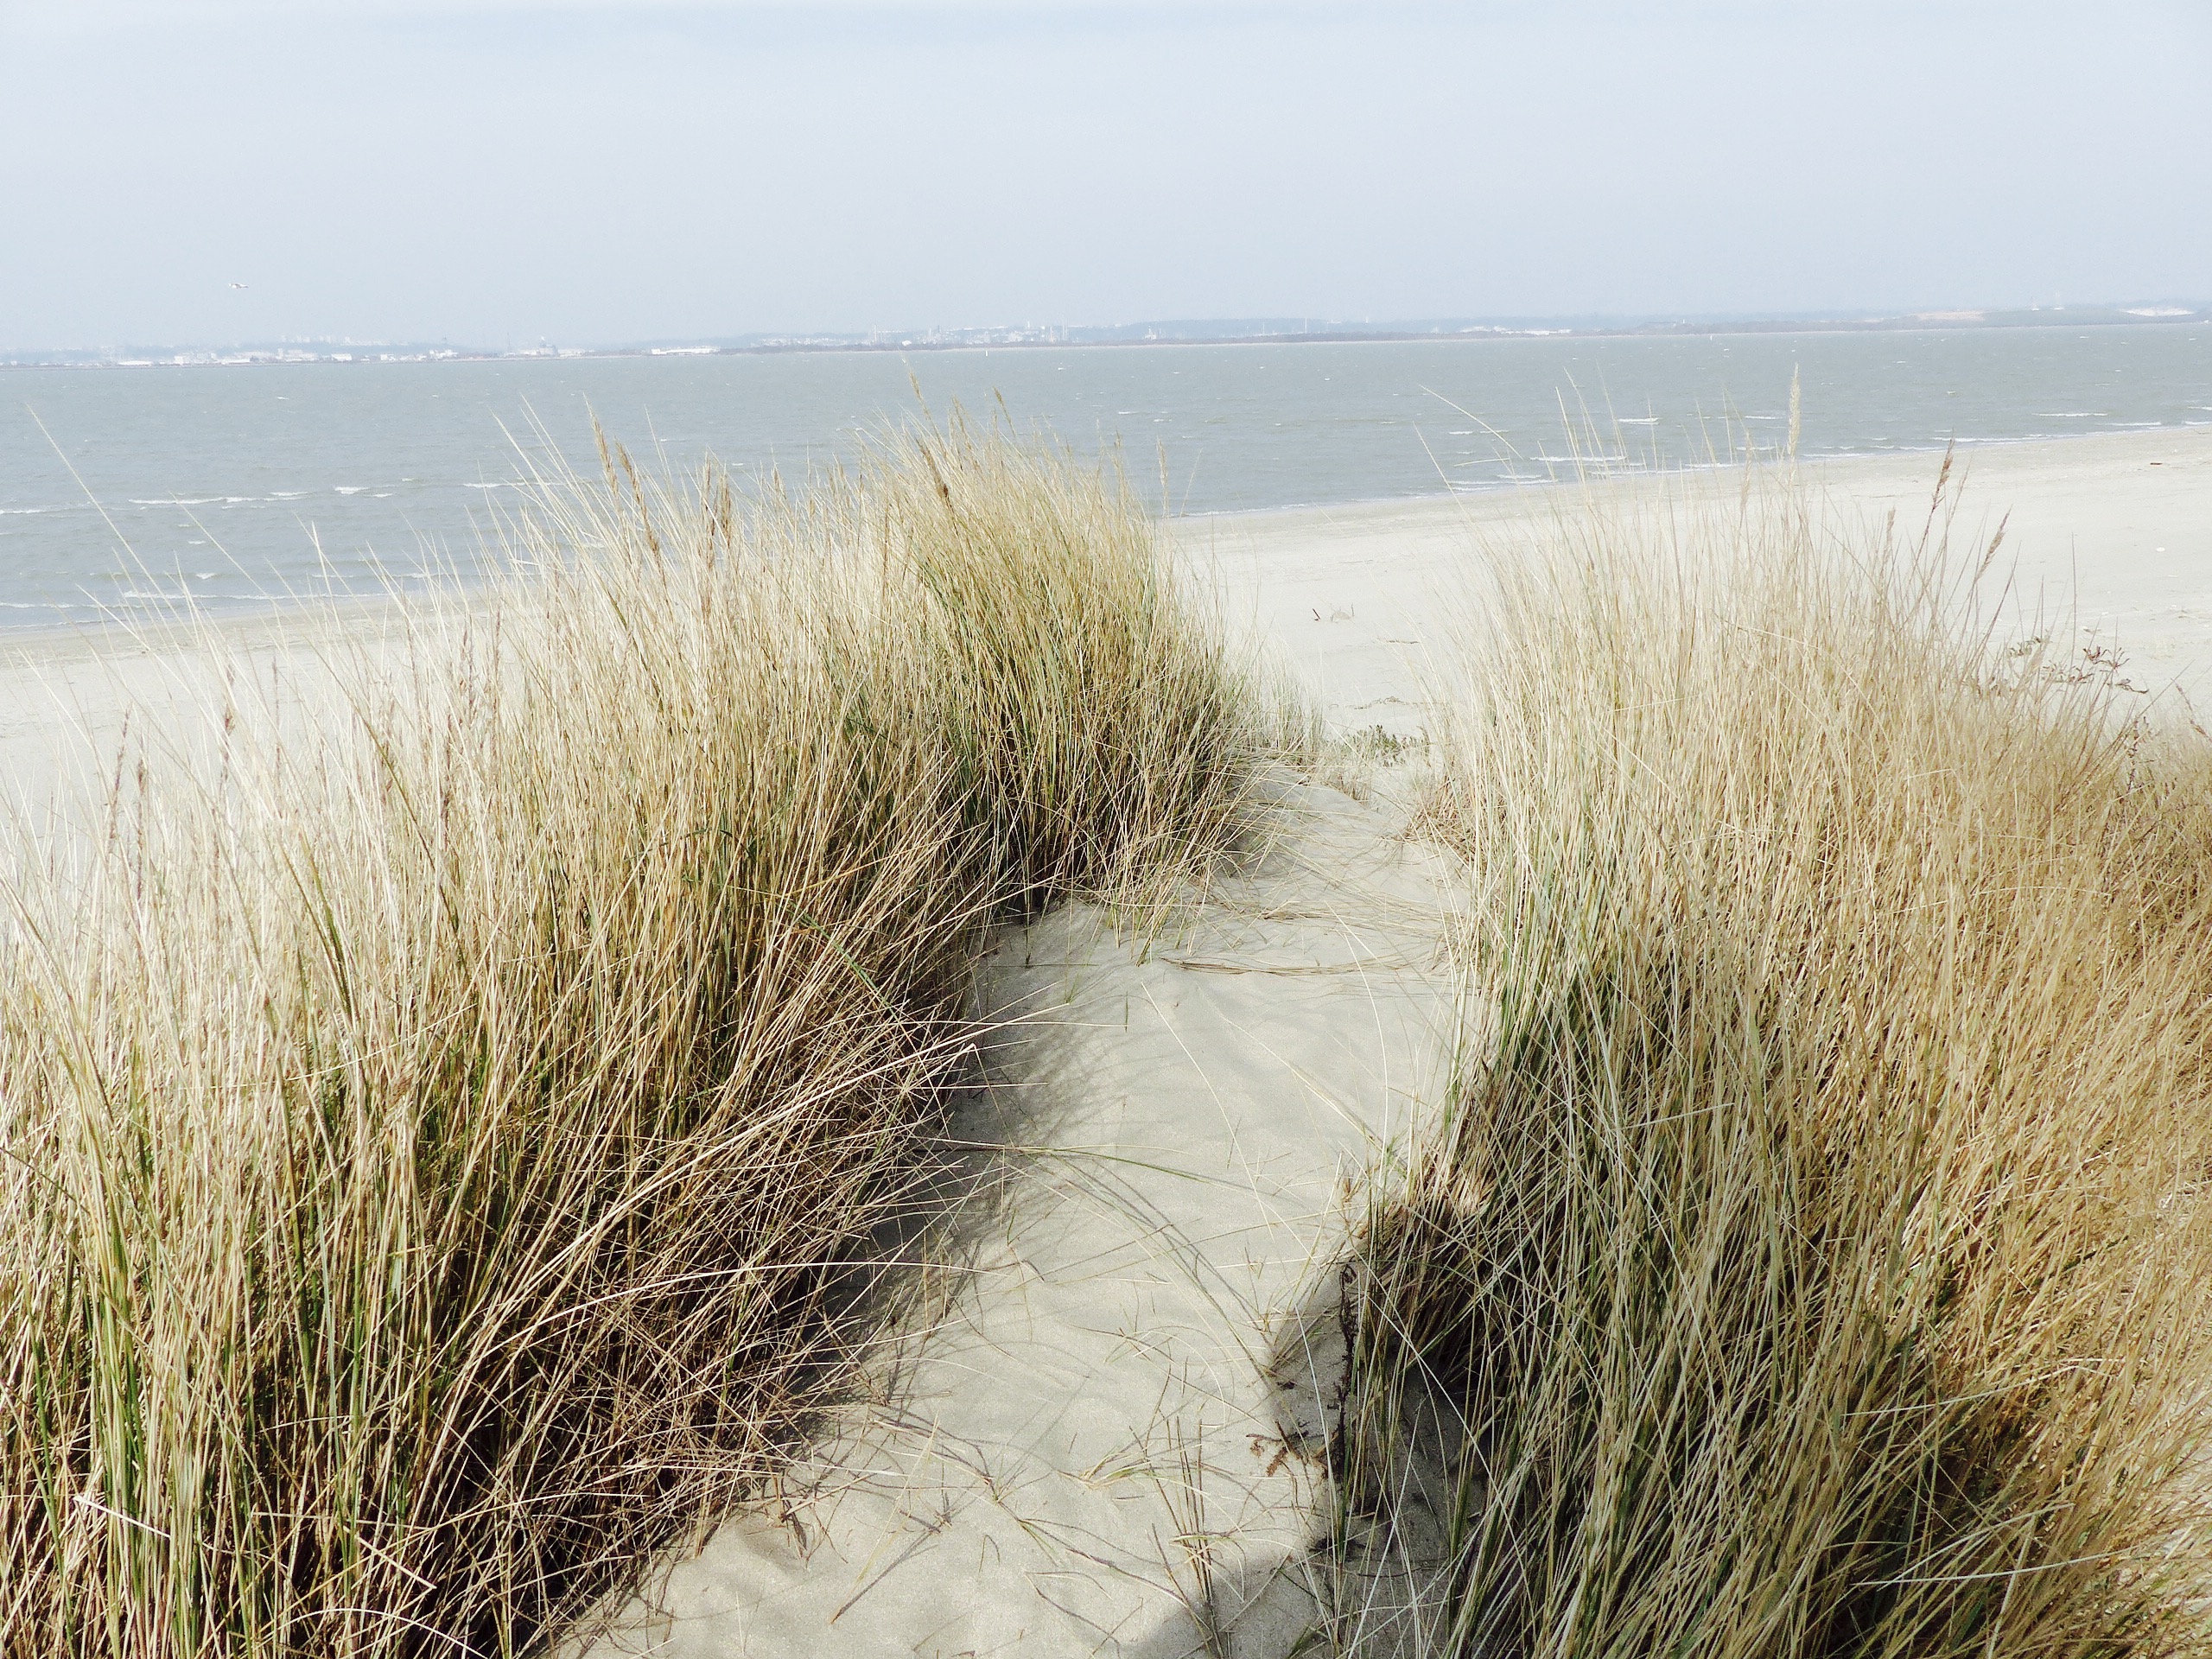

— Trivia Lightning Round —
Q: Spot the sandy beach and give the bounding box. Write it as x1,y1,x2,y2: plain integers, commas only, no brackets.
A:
5,424,2204,1656
1179,424,2212,743
12,425,2204,804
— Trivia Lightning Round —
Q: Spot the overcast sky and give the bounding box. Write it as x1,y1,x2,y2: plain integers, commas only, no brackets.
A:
2,1,2207,351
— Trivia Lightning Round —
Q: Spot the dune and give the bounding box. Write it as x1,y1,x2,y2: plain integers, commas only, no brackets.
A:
568,423,2212,1656
1343,434,2212,1656
3,423,2204,1656
0,429,1281,1653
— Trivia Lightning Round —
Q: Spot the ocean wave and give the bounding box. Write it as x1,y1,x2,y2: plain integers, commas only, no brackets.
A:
2037,412,2107,419
130,497,222,506
334,486,367,494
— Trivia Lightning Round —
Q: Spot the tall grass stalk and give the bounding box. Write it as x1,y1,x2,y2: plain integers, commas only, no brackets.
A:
1338,461,2212,1656
0,421,1281,1656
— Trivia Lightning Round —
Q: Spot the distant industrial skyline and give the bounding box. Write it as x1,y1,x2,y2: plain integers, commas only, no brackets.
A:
3,2,2208,354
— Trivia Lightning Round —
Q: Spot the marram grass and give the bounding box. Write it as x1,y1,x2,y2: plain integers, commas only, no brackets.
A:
1331,461,2212,1657
0,423,1287,1656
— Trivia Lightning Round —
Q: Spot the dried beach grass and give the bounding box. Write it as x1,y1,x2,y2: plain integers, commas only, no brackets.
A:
0,419,1287,1656
1332,460,2212,1656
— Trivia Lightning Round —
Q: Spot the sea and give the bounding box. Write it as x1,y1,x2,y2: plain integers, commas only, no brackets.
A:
3,325,2207,630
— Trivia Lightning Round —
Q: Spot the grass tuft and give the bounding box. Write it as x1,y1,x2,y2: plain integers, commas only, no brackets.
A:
0,417,1287,1656
1332,463,2212,1656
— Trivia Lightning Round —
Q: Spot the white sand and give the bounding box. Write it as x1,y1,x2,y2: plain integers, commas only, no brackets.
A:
0,599,422,832
1183,423,2212,739
579,780,1456,1657
3,425,2203,1655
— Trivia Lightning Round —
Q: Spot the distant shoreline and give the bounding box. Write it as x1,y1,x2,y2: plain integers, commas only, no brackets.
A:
1174,419,2212,525
5,308,2205,372
7,422,2199,647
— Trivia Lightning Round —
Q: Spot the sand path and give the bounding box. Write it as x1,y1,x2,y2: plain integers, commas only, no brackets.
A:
575,775,1455,1657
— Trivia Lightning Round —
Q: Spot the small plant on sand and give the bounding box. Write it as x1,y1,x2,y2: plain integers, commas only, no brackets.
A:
0,419,1287,1656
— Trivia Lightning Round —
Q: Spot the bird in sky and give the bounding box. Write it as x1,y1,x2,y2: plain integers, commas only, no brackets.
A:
229,282,248,289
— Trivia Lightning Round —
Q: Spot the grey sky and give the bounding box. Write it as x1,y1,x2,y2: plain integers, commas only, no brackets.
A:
3,1,2207,351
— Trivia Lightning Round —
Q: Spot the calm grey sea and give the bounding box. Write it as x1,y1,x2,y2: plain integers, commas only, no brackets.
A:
3,326,2207,628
